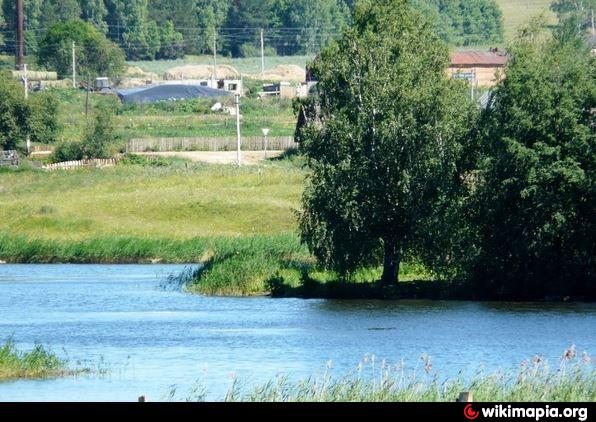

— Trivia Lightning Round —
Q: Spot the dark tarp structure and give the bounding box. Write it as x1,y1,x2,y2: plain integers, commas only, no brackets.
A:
116,84,229,104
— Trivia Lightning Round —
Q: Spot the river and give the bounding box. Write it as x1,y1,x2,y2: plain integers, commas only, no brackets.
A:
0,264,594,402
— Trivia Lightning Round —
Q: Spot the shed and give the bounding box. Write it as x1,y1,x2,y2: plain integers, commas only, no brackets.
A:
116,84,229,104
449,51,508,87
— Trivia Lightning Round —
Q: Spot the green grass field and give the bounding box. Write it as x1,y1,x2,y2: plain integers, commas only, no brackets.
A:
0,159,303,240
496,0,556,40
46,89,297,144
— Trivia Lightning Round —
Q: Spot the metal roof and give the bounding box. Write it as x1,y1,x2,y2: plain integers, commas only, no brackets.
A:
450,51,508,67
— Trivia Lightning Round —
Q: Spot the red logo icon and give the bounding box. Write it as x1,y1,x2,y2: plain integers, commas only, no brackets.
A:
464,404,479,420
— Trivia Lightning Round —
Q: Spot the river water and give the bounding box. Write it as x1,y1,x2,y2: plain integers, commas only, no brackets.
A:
0,264,594,402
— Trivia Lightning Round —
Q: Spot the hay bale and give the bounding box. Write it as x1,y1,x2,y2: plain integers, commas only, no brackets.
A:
163,64,239,80
11,70,58,81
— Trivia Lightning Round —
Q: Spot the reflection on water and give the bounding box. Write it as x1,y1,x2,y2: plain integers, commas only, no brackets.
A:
0,264,594,402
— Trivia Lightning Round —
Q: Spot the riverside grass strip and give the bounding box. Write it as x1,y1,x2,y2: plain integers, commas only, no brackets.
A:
0,339,68,381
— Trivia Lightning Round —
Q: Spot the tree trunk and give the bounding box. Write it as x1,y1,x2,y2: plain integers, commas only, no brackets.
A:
381,239,401,286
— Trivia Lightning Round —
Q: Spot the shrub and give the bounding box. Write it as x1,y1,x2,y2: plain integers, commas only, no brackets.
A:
50,141,85,163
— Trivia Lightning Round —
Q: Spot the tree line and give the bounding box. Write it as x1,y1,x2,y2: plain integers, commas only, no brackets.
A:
297,0,595,300
0,0,504,61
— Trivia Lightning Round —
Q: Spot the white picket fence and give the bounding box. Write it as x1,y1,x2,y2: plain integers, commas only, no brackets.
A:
126,136,298,153
43,158,117,171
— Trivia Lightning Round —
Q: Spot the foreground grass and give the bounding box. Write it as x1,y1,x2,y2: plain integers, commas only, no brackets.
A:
0,339,68,381
177,352,595,402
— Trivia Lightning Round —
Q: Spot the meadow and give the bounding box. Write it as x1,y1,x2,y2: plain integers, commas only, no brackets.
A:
50,88,297,144
495,0,556,40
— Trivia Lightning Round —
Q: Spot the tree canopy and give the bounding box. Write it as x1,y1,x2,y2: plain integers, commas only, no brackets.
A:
461,27,596,299
37,20,125,78
0,72,60,150
297,0,475,285
0,0,505,60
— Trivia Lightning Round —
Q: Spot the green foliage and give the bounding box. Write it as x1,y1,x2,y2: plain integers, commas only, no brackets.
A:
39,0,82,29
0,338,67,380
28,91,62,144
461,28,596,299
297,0,475,284
37,20,126,78
157,21,185,60
0,73,29,150
80,0,109,33
423,0,505,46
551,0,596,43
50,140,85,162
82,104,118,158
0,1,5,49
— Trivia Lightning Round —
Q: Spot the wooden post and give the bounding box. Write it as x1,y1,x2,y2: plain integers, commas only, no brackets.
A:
457,391,473,402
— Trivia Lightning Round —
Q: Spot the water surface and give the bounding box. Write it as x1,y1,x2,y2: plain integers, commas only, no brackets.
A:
0,264,594,401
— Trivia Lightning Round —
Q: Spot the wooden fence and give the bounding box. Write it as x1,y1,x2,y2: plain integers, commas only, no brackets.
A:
43,158,117,171
126,136,298,153
0,150,20,167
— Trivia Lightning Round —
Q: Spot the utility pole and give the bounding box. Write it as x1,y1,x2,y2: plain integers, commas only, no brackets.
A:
85,76,90,118
262,128,270,159
212,33,218,83
15,0,25,70
72,41,77,88
24,63,30,154
260,28,265,78
235,93,242,166
23,63,28,100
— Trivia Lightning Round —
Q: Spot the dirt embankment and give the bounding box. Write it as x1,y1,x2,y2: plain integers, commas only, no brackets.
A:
163,65,240,80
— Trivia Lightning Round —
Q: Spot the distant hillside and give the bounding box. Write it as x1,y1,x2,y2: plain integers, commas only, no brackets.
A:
495,0,556,40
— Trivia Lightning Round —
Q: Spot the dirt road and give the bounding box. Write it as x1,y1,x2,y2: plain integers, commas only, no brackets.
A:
137,151,285,165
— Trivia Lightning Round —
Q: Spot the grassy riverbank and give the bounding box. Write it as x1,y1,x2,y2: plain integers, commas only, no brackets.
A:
178,353,595,402
0,339,68,381
0,159,431,297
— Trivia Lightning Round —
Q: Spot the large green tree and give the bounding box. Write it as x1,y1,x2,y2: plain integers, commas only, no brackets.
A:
551,0,596,43
0,73,29,151
2,0,43,55
0,72,59,149
37,20,125,78
195,0,230,54
39,0,82,29
275,0,350,55
0,1,4,49
79,0,109,33
297,0,475,285
466,28,596,299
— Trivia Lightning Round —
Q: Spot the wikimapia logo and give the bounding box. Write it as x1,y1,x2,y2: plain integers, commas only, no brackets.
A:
464,404,480,420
